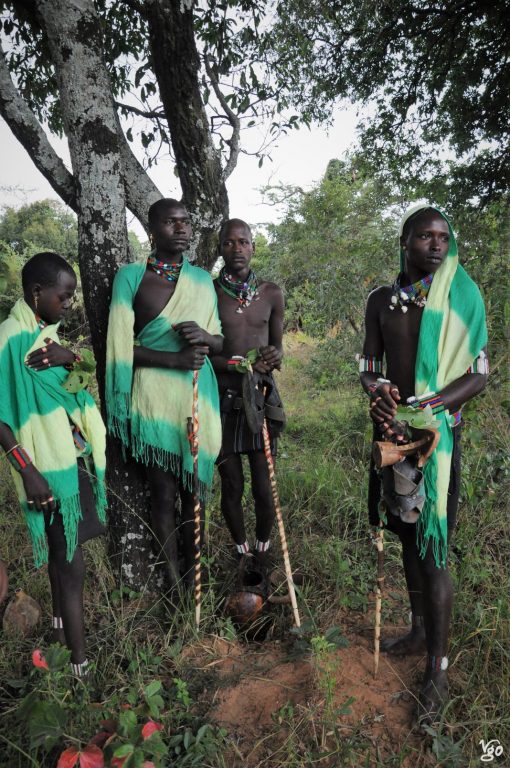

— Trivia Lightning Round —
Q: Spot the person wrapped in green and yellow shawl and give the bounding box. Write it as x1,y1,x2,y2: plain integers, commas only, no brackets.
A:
360,204,488,725
106,199,223,598
0,252,107,677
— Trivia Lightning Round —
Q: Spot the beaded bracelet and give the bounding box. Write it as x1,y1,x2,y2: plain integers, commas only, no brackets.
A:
357,353,383,374
407,392,445,415
227,356,246,372
5,444,32,472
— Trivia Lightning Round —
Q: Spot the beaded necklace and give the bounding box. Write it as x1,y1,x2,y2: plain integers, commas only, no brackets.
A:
389,272,433,313
218,267,259,313
147,254,183,283
35,314,47,330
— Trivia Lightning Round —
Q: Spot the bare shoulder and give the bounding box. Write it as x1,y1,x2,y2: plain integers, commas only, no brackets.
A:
365,285,392,314
258,280,284,305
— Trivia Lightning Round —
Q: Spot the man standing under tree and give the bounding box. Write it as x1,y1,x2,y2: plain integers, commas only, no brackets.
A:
360,204,488,723
106,199,223,598
211,219,285,572
0,252,107,677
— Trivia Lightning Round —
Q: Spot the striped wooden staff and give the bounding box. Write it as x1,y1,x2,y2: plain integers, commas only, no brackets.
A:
374,520,384,677
261,403,301,628
187,369,201,629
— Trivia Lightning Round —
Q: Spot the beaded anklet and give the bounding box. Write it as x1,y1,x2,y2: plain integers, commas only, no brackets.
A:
71,659,89,677
428,655,448,672
5,444,32,472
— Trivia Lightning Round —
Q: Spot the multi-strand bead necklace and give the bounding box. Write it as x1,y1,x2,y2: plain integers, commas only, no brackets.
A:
217,267,259,313
389,272,433,313
147,254,183,282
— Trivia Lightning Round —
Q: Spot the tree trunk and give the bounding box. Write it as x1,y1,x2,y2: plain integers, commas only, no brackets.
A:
147,0,229,268
38,0,154,589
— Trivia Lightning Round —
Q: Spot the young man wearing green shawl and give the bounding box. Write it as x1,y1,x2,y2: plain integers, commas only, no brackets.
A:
0,252,107,677
106,199,223,596
360,205,488,724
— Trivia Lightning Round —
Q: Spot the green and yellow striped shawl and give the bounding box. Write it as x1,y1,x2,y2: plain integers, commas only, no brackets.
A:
106,257,222,497
0,299,107,567
399,204,488,567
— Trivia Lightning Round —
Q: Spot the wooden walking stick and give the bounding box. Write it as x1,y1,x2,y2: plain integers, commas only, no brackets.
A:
261,393,301,628
373,519,384,677
187,369,201,629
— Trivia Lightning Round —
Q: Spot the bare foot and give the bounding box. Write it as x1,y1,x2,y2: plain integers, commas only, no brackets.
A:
417,670,449,727
381,626,427,656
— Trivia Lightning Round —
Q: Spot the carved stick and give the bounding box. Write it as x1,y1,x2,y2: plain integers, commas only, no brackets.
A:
187,369,201,629
261,411,301,627
374,521,384,677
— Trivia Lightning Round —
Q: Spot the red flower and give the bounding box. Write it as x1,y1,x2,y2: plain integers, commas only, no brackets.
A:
79,746,104,768
57,745,104,768
110,758,127,767
57,747,79,768
32,649,49,670
142,763,156,768
141,720,163,740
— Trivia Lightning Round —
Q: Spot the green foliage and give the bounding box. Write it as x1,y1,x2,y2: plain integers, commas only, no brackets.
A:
9,644,227,767
2,1,309,169
0,200,78,261
261,157,398,360
266,0,510,202
394,405,439,431
62,348,97,393
0,244,24,321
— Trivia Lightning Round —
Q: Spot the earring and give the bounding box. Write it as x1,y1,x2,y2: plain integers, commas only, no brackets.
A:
34,294,39,311
149,234,155,248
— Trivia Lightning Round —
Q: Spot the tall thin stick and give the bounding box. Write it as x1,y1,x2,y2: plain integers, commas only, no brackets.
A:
187,369,201,629
374,521,384,677
261,411,301,628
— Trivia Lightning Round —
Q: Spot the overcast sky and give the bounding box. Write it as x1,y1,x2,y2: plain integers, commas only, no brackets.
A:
0,103,360,240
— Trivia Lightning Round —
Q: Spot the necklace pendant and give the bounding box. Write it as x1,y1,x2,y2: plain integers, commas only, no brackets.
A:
236,307,243,314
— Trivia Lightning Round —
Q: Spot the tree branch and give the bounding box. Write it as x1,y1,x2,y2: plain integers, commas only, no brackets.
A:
204,56,240,181
118,128,163,232
0,44,77,210
115,100,166,120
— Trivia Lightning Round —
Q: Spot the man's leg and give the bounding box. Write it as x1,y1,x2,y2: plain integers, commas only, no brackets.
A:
47,529,86,667
247,450,275,555
381,519,426,655
47,558,66,645
417,543,453,722
146,465,180,588
218,454,248,552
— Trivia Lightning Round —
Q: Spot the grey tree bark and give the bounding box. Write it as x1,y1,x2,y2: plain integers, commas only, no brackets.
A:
0,43,161,235
36,0,155,589
146,0,229,268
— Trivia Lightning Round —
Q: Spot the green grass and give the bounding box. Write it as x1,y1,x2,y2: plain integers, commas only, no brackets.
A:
0,332,509,766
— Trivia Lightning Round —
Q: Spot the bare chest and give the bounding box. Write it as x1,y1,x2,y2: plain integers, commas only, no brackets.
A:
133,271,176,334
217,286,272,352
380,303,423,396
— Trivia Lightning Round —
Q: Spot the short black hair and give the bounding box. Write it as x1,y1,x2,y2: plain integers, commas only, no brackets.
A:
148,198,187,228
22,252,76,292
401,207,442,239
218,218,253,244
